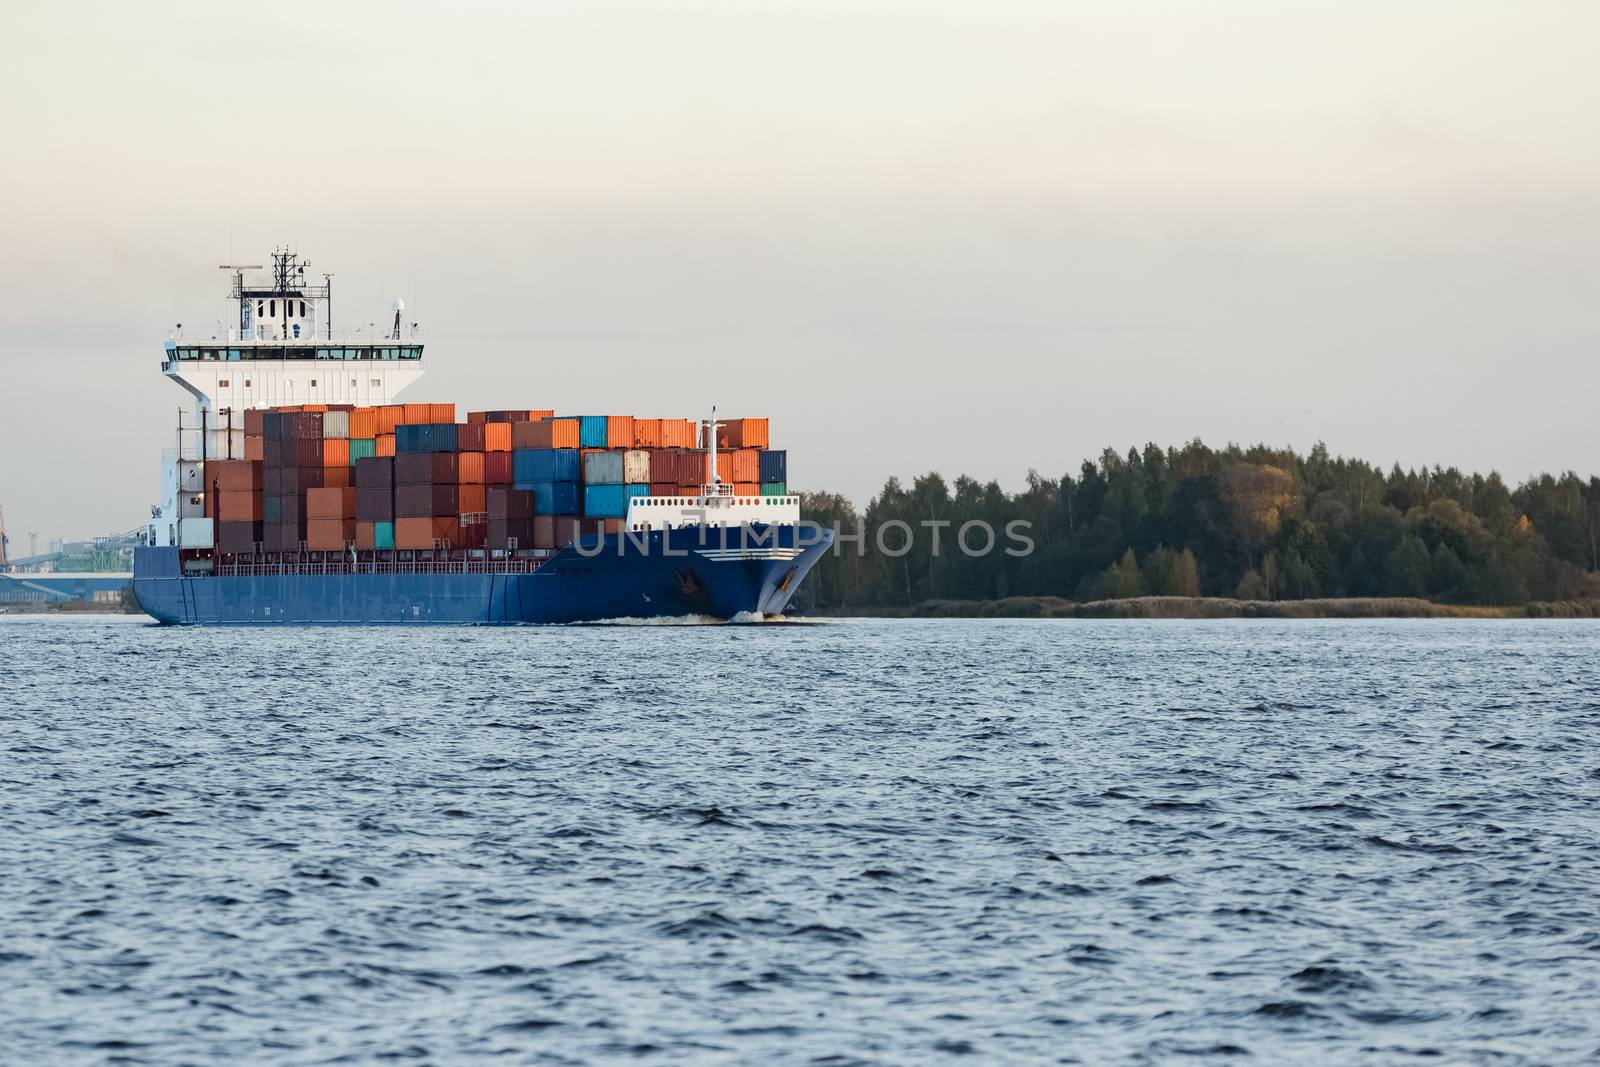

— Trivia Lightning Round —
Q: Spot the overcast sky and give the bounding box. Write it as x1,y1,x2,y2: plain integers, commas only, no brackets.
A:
1,0,1597,546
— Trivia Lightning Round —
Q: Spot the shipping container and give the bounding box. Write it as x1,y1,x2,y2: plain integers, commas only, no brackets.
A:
322,411,350,440
661,419,697,448
209,459,263,493
458,484,487,515
306,518,355,551
216,520,262,554
273,467,324,493
244,409,266,437
607,415,634,449
395,452,458,485
322,439,350,467
622,450,651,485
529,409,555,421
306,487,357,519
323,466,352,490
484,422,512,452
457,421,486,453
719,449,760,483
649,482,677,496
289,439,322,467
487,518,535,551
487,487,535,519
394,516,460,550
396,483,459,518
758,449,787,484
582,483,648,518
244,437,265,462
733,482,760,497
456,519,487,551
355,456,394,489
348,438,377,464
632,418,661,449
582,450,624,485
376,434,396,457
217,490,263,522
395,423,458,453
355,520,396,550
760,481,788,496
263,524,302,553
513,448,581,485
178,517,214,549
577,415,608,448
350,407,380,439
526,480,579,515
483,452,513,485
717,417,769,450
513,418,579,450
377,407,404,435
457,452,485,485
356,488,394,522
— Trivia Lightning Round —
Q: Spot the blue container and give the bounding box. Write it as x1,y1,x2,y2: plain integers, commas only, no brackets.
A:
373,521,395,550
759,449,787,484
528,480,579,515
583,483,648,518
578,416,608,449
513,448,581,485
582,450,624,484
397,423,458,453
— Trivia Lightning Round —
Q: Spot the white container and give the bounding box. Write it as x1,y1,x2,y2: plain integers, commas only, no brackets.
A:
179,518,214,549
623,450,652,485
322,410,350,439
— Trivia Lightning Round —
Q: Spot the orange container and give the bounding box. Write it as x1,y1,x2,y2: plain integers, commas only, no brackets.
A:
458,484,487,514
430,403,456,422
322,439,350,467
301,403,329,413
457,452,485,485
306,518,355,551
376,434,395,457
402,403,430,424
377,406,404,434
733,482,760,497
323,466,352,489
660,419,697,448
528,409,555,420
718,449,760,483
306,486,357,519
484,423,512,452
602,518,624,534
395,516,460,550
350,407,379,439
606,415,635,448
717,418,769,450
217,490,262,521
632,419,662,449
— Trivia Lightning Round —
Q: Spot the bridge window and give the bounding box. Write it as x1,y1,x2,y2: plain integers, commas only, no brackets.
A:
299,300,306,317
269,300,276,317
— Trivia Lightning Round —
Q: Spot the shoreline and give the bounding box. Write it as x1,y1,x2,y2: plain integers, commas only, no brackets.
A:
815,596,1600,620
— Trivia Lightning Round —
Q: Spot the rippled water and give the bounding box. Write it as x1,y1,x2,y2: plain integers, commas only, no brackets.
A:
3,616,1599,1065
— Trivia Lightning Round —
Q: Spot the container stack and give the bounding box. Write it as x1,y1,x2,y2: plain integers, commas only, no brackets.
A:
199,404,788,558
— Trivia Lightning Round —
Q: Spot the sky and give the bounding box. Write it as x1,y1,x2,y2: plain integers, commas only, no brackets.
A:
1,0,1597,546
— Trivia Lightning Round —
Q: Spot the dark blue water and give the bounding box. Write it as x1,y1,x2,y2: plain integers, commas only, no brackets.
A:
3,616,1598,1065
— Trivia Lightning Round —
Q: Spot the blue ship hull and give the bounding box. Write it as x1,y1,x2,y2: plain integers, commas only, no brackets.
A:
133,525,831,625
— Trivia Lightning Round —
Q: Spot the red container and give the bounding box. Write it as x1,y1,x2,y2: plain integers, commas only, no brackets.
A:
649,482,678,496
456,518,487,550
243,410,266,437
306,518,355,551
292,439,322,467
457,421,486,452
483,452,514,485
244,437,265,462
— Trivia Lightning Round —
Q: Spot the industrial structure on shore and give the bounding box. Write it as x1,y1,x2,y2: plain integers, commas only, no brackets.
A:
0,502,139,605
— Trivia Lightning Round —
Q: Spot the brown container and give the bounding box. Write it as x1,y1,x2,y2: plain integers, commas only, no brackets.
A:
512,418,580,449
217,520,262,555
323,466,352,489
396,483,458,518
458,484,487,516
291,439,322,467
532,514,555,549
355,521,378,550
322,439,350,467
210,459,263,493
457,422,486,452
457,452,485,485
356,488,394,522
306,518,356,551
602,518,624,534
263,523,302,553
676,484,702,497
488,518,535,550
244,437,265,462
355,456,394,489
649,482,678,496
483,452,513,485
243,409,266,437
394,516,460,550
716,418,769,450
217,490,263,522
307,486,357,519
488,487,535,519
484,423,512,452
271,467,324,493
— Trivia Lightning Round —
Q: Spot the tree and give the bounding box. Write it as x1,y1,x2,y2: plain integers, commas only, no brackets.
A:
1386,533,1430,597
1220,463,1298,563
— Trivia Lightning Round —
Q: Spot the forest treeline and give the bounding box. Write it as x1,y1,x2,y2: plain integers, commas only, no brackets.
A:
794,440,1600,612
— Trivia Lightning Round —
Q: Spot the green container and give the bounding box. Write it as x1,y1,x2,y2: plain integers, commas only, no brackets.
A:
760,481,788,496
348,438,377,465
373,521,395,550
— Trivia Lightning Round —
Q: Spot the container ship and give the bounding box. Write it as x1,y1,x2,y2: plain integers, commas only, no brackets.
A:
132,252,831,624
